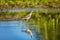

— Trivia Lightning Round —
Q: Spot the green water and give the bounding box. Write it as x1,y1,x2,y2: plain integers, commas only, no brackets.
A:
26,13,60,40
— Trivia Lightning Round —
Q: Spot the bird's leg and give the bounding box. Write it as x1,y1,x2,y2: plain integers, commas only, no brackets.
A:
26,20,29,29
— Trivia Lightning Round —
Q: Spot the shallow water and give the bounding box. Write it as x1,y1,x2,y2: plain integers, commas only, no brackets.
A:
0,21,40,40
0,8,60,12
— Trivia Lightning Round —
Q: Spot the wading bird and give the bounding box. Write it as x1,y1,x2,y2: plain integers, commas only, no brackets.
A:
22,11,33,20
21,11,33,38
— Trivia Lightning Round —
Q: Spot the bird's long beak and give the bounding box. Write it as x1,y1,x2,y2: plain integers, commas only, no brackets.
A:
31,35,33,38
31,35,32,38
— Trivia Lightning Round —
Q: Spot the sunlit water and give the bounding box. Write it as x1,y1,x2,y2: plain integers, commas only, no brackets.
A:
0,21,42,40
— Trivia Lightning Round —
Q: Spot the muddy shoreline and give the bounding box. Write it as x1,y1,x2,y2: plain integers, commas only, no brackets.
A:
0,17,21,21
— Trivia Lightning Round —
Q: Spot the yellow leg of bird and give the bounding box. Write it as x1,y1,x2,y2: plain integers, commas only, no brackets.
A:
26,20,29,29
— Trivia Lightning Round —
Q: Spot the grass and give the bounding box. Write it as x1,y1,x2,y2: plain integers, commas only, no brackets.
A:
0,10,60,20
0,0,60,9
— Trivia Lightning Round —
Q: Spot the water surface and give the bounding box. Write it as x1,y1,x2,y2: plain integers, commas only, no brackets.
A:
0,21,41,40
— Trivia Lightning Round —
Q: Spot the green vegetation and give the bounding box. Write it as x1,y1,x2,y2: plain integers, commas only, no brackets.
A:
26,10,60,40
0,12,28,18
0,0,60,9
0,10,60,19
0,10,60,40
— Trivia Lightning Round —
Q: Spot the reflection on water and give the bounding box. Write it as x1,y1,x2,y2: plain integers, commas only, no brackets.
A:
0,21,38,40
0,15,60,40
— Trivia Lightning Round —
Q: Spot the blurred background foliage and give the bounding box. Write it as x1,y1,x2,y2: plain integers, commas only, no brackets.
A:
0,0,60,9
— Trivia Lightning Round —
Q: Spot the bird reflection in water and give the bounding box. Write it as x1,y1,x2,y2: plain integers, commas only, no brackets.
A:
21,11,33,38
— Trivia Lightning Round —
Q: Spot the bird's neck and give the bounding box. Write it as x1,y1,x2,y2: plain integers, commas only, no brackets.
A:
30,12,32,16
